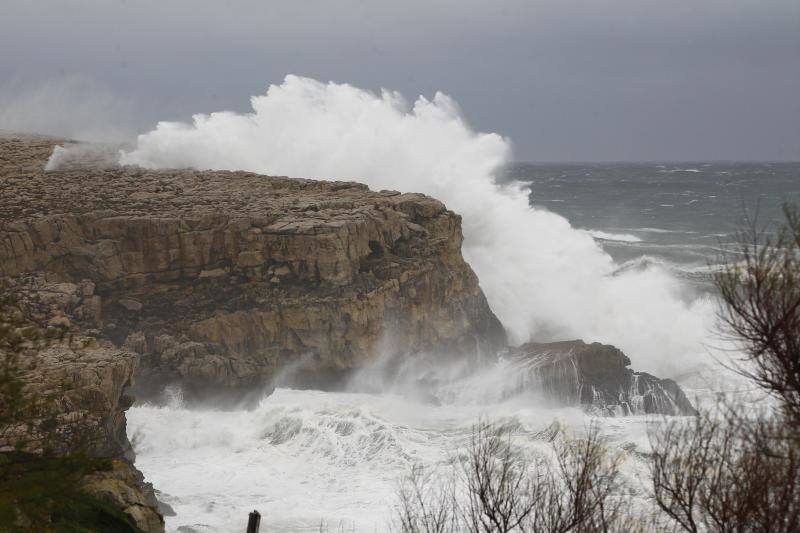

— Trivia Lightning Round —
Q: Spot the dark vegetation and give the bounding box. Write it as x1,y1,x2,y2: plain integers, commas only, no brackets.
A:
715,204,800,427
0,286,142,532
393,205,800,532
647,204,800,532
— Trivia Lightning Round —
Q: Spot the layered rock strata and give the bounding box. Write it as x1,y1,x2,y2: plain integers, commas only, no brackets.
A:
1,134,701,531
0,276,163,531
507,340,698,416
1,136,505,399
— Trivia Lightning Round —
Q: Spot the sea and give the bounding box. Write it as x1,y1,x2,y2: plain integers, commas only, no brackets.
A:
503,161,800,276
127,161,800,533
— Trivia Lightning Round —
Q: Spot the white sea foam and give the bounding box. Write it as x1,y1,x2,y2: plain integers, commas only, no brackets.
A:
120,75,714,376
612,255,718,280
583,229,643,243
633,227,699,234
127,357,742,532
658,168,702,173
128,351,755,532
128,382,640,532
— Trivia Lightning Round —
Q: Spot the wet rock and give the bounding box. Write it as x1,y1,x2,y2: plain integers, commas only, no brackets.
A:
507,340,698,416
118,298,143,313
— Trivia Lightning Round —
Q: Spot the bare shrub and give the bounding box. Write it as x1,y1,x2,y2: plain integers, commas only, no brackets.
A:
393,422,635,533
649,406,800,533
647,204,800,533
395,464,458,533
715,204,800,426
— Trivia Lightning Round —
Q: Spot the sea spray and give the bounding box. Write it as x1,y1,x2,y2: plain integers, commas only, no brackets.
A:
120,75,713,376
129,382,595,532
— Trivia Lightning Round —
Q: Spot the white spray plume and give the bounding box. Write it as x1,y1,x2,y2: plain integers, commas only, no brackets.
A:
121,75,714,376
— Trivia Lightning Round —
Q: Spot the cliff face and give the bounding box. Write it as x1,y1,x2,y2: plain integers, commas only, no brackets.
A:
507,340,698,416
1,136,505,399
0,275,163,532
6,339,164,532
0,276,135,457
1,135,702,529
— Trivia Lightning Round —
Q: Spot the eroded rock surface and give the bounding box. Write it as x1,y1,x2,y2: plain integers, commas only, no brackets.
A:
507,340,698,416
0,275,163,531
1,136,505,399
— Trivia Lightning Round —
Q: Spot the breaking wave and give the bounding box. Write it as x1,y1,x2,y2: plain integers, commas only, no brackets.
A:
127,374,617,532
120,75,714,376
583,229,643,243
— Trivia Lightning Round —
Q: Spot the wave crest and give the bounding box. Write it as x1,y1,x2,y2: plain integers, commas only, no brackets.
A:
120,75,713,375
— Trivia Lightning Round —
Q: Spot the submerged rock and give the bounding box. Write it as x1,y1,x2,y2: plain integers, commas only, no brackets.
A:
507,340,698,416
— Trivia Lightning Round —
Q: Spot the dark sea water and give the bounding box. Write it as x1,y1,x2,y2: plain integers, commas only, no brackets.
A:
503,162,800,275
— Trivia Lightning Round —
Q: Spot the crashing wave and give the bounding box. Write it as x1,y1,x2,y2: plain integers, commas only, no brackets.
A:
119,75,714,376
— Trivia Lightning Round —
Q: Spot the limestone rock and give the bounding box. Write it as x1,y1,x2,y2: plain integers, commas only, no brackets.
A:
83,459,165,533
0,275,164,531
0,135,506,399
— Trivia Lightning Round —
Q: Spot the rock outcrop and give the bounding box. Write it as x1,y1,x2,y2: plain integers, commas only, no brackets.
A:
507,340,698,416
83,459,165,533
0,275,163,531
0,134,700,530
1,135,505,400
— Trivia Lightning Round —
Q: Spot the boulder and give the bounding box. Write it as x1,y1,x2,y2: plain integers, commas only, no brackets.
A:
507,340,698,416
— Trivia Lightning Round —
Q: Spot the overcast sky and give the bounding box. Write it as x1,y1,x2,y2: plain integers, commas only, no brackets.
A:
1,0,798,161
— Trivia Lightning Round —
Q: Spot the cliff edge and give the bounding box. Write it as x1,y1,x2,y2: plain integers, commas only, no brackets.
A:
1,136,506,401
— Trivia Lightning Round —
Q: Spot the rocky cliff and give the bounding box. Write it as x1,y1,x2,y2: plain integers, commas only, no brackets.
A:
1,134,700,530
1,136,506,401
507,340,698,416
0,275,163,531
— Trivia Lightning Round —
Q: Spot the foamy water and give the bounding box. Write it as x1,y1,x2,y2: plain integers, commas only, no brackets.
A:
127,361,754,532
128,387,652,532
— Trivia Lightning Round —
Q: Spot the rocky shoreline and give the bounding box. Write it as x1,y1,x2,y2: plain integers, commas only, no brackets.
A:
507,340,698,416
0,135,697,530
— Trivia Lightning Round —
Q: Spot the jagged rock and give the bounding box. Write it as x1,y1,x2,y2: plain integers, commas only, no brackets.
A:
0,135,505,400
0,339,138,457
0,272,164,531
507,340,698,416
83,459,165,532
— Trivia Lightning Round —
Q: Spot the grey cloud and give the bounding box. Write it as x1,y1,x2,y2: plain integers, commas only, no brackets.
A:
0,76,139,141
1,0,798,160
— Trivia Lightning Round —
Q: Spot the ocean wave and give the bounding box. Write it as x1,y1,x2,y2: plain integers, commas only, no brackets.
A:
632,227,699,234
611,255,718,280
127,386,586,532
583,229,643,243
119,74,714,378
611,228,699,235
127,359,745,532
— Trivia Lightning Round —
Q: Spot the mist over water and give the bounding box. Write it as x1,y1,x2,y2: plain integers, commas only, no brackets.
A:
128,363,639,533
121,75,713,376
